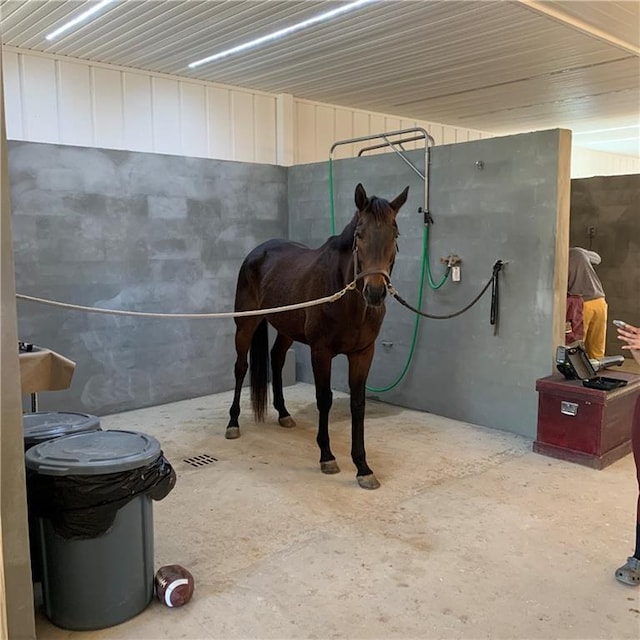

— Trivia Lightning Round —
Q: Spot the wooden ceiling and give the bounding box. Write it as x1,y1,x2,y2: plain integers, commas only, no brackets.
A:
1,0,638,156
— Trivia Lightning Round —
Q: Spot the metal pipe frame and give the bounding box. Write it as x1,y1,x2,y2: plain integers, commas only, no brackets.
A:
329,127,434,220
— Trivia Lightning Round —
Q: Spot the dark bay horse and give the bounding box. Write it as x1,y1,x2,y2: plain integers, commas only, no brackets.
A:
226,183,409,489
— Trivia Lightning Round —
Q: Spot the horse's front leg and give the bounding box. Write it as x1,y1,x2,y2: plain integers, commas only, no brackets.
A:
348,346,379,489
311,348,340,475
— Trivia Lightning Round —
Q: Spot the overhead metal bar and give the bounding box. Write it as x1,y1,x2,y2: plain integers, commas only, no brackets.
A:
329,127,435,223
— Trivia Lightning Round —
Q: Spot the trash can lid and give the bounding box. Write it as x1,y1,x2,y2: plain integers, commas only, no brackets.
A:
23,411,101,444
24,430,162,476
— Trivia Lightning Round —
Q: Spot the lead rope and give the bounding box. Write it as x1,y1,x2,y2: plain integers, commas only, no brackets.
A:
387,260,505,327
15,284,358,319
15,267,392,318
17,262,504,325
490,260,503,335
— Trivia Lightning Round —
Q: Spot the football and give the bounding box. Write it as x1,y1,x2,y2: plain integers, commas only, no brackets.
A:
154,564,195,608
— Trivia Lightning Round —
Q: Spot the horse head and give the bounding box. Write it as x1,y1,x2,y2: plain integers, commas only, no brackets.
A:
353,183,409,307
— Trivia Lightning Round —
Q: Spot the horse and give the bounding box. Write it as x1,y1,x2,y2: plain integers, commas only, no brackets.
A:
225,183,410,489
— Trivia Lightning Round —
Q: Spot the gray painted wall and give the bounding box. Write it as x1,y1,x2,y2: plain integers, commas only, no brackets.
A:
569,174,639,357
12,131,568,439
11,142,288,415
289,131,568,438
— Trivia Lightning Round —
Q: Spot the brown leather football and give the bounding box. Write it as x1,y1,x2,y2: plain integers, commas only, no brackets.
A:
155,564,195,608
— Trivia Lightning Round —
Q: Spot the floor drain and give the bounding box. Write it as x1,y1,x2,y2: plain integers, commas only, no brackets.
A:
183,454,218,468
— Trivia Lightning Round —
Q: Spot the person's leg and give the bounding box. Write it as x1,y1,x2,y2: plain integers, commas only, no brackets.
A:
582,300,594,353
582,297,607,359
565,295,584,344
615,396,640,585
634,396,640,560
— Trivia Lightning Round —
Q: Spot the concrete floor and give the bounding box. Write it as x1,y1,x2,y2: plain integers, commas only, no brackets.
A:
34,382,640,640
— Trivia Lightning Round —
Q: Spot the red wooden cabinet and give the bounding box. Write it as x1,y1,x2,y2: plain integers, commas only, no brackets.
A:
534,372,640,469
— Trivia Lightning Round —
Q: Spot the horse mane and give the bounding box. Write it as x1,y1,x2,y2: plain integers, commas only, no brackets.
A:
332,217,357,251
368,197,394,224
330,196,395,252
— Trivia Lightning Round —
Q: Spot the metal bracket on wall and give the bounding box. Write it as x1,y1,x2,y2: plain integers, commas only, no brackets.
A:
329,127,435,226
440,254,462,267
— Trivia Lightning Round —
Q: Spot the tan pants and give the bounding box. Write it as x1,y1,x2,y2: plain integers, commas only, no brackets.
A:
582,297,608,360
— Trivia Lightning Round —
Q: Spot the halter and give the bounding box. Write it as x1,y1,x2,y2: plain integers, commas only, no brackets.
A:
351,233,394,286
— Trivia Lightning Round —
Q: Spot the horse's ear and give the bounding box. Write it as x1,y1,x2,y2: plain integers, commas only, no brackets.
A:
390,186,410,212
355,183,368,211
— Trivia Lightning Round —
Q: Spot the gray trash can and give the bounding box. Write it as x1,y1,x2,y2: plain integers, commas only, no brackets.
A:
23,411,101,451
23,411,102,583
25,430,174,631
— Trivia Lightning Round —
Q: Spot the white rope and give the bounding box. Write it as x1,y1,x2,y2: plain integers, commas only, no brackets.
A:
15,282,358,319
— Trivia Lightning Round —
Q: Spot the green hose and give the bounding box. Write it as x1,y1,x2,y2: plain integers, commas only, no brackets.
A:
366,225,428,392
424,223,448,290
329,158,336,235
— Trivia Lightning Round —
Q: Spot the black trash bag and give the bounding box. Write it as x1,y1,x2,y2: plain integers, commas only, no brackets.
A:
27,453,176,539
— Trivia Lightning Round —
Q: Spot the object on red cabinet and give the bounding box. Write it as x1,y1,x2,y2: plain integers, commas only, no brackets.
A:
154,564,195,608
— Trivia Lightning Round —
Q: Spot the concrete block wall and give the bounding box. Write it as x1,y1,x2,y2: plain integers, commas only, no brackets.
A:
11,142,288,415
569,173,640,357
11,131,569,439
289,130,569,438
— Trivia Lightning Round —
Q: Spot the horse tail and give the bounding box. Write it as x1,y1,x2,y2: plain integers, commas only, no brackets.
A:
250,318,269,422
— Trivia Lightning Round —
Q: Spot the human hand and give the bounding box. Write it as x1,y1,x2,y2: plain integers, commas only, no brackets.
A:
617,323,640,366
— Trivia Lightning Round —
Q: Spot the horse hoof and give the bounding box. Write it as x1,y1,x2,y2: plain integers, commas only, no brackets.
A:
278,416,296,428
225,426,241,439
321,460,340,474
357,474,380,490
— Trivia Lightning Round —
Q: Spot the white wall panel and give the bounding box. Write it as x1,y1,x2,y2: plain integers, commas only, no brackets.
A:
152,76,180,155
427,125,443,146
368,114,386,155
180,82,207,158
206,86,231,161
122,72,153,153
572,146,640,178
92,67,123,150
2,51,23,139
400,119,418,150
384,116,401,133
253,94,276,164
58,60,92,146
276,93,294,166
21,55,58,143
231,91,255,163
315,106,334,161
295,101,316,165
352,111,371,157
442,126,457,145
456,127,475,143
334,109,353,159
3,49,636,177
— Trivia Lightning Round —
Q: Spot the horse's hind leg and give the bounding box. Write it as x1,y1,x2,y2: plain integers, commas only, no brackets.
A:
226,317,261,439
271,332,296,428
311,348,340,475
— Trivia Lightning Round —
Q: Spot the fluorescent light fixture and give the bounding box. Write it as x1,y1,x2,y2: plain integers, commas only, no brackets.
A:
574,124,640,135
46,0,117,40
189,0,375,68
588,137,639,144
